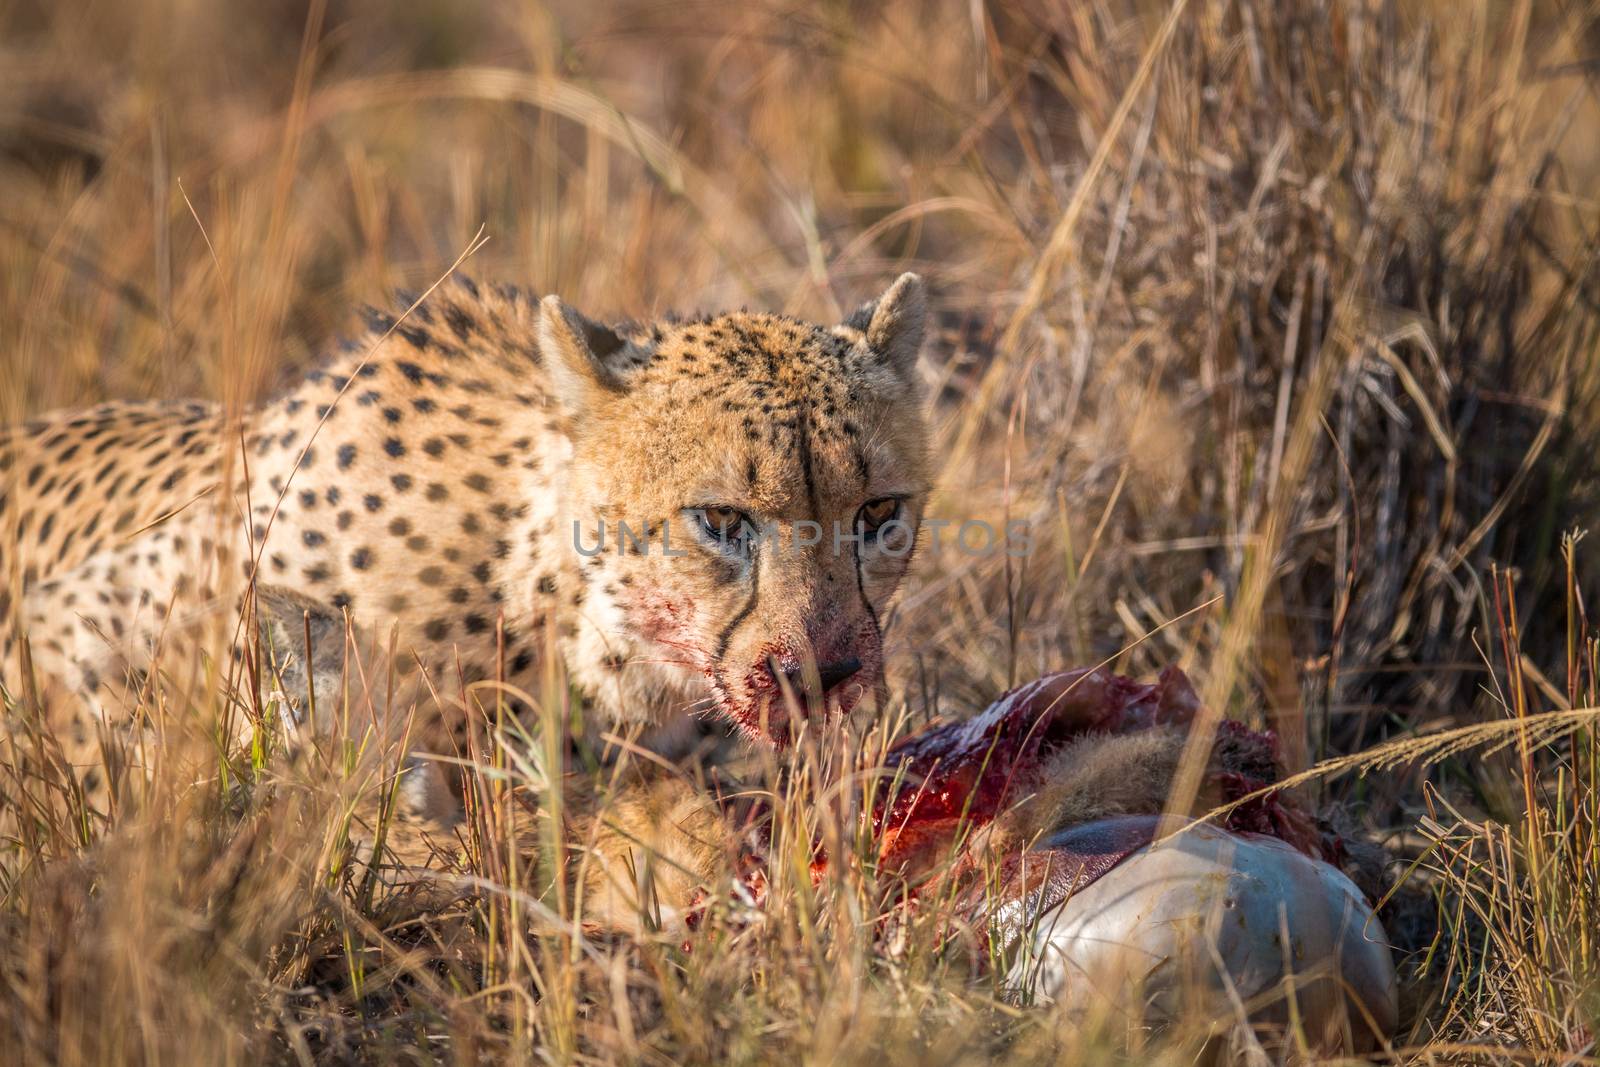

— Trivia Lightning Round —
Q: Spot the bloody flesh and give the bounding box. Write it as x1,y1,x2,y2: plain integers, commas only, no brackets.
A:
863,665,1337,887
873,667,1182,869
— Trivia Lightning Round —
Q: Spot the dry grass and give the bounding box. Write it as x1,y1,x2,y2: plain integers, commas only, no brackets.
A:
4,0,1600,1062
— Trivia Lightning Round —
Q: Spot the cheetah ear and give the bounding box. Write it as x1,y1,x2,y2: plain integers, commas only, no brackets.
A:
539,295,638,415
845,272,926,376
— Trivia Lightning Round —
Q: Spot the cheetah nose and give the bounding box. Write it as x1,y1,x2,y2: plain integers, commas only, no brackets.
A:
780,657,863,696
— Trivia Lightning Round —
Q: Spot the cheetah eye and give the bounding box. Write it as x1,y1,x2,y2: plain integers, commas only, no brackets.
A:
692,506,755,547
855,497,901,539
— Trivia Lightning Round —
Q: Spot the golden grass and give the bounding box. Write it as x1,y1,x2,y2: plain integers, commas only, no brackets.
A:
4,0,1600,1062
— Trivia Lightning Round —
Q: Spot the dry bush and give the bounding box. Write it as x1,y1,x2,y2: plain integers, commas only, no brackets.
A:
3,0,1600,1062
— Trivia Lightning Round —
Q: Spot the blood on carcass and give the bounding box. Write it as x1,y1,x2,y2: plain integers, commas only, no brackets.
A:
863,666,1337,883
696,666,1344,943
872,667,1189,868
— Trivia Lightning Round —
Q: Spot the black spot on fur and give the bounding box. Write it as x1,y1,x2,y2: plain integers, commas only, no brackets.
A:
444,305,475,340
363,308,396,333
397,326,432,351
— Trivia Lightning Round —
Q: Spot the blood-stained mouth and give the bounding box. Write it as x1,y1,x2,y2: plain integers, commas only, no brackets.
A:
707,652,876,746
650,596,880,745
712,679,807,747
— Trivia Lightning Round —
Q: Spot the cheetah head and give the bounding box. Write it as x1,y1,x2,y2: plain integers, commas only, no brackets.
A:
539,275,930,745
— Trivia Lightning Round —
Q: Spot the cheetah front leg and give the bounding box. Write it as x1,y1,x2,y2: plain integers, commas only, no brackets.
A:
5,506,360,807
6,524,217,799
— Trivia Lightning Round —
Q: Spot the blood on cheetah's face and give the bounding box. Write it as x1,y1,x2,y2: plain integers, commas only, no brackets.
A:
540,275,930,744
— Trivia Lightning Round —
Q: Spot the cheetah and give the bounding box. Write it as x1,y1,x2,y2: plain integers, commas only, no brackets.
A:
0,273,931,816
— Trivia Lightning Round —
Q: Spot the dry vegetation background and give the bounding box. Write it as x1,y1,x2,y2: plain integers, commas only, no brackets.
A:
4,0,1600,1063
